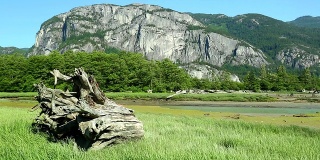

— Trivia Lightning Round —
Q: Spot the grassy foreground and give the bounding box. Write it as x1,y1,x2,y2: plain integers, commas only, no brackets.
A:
1,105,320,159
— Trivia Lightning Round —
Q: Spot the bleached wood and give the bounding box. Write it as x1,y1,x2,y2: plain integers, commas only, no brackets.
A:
32,68,144,150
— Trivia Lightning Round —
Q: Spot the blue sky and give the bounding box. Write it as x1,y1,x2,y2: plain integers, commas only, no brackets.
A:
0,0,319,48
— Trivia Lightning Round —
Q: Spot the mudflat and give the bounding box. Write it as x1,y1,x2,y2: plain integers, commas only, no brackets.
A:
116,99,320,109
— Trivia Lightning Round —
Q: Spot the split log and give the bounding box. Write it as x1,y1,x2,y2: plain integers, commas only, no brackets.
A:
166,90,187,100
32,68,144,150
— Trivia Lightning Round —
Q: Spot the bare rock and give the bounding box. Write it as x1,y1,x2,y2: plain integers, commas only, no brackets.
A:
29,4,267,68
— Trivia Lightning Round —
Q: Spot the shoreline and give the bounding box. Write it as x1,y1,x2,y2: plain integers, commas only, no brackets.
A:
115,99,320,109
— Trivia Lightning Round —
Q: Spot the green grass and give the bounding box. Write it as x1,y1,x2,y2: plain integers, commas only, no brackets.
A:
171,93,276,102
0,92,37,98
298,98,320,103
0,92,265,102
1,106,320,159
105,92,171,100
163,105,320,114
0,92,277,102
105,92,276,102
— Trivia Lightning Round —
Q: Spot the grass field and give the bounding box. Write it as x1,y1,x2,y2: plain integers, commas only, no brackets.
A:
1,100,320,159
0,92,36,98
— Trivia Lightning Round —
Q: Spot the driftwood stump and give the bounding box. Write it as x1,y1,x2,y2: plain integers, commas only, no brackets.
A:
32,68,144,150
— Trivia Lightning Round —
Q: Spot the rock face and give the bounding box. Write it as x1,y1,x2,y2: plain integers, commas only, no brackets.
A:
182,64,240,82
276,47,320,69
29,4,267,68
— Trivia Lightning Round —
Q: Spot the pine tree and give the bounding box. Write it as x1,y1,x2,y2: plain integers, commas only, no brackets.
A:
259,64,270,90
244,71,260,92
299,68,312,90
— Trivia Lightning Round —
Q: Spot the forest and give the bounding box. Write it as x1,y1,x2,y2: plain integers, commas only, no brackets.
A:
0,51,319,92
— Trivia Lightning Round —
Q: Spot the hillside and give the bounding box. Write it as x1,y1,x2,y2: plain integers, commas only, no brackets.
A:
28,3,320,77
0,46,28,55
190,13,320,70
289,16,320,28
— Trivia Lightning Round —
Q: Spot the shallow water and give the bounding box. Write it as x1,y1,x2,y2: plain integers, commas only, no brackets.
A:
116,100,320,115
2,98,319,115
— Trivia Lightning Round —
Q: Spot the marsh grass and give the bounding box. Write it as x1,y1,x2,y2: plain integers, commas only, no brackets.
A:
1,106,320,159
0,92,276,102
105,92,171,100
0,99,37,108
172,93,276,102
105,92,276,102
0,92,36,98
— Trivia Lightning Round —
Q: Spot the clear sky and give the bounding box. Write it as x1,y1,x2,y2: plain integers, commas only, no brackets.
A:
0,0,319,48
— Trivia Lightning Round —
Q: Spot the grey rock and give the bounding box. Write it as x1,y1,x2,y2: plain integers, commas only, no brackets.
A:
181,64,240,82
276,47,320,69
29,4,267,68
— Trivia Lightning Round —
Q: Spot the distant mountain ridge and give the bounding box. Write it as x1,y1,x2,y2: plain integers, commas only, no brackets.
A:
0,46,28,55
289,16,320,28
26,3,320,76
189,13,320,69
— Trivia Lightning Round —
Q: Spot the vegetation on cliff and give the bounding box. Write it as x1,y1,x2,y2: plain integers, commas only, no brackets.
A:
190,13,320,69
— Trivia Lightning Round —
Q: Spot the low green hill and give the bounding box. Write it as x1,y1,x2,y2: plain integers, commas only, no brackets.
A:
289,16,320,28
0,46,29,55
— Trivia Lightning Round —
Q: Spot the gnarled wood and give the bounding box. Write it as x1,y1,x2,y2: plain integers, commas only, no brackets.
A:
32,68,144,150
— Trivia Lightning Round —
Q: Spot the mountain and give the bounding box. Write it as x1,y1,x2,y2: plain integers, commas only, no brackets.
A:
0,46,28,55
29,3,320,77
190,13,320,69
29,4,267,72
289,16,320,28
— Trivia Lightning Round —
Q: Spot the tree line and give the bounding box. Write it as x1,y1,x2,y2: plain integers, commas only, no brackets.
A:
0,51,319,92
0,51,191,92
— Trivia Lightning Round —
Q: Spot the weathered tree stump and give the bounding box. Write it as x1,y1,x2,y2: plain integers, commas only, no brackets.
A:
32,68,144,150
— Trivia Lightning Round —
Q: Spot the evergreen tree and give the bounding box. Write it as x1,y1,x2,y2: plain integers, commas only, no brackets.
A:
275,65,288,91
299,68,313,90
259,64,270,90
244,71,260,91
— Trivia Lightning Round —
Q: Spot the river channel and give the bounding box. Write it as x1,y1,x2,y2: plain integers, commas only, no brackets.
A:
116,100,320,115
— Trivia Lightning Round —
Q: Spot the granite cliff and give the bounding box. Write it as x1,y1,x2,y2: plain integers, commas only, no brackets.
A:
29,4,267,69
191,13,320,70
29,3,320,78
276,47,320,68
